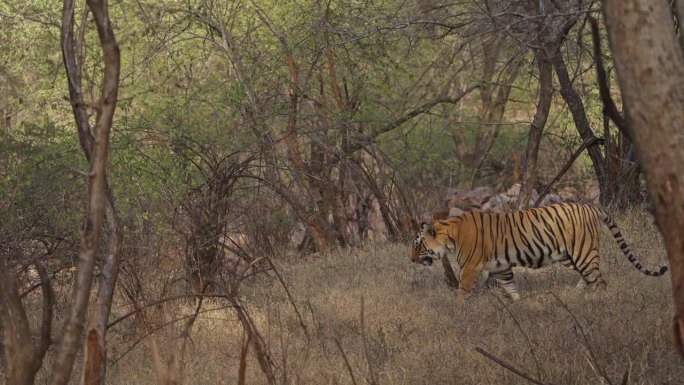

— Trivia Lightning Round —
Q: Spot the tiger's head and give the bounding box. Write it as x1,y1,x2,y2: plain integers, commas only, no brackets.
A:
410,222,446,266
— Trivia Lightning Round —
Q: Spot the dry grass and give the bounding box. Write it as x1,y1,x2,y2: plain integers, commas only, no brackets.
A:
15,208,684,384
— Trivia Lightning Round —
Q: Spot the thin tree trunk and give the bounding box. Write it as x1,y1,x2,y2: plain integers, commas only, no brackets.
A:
82,197,122,385
518,51,553,209
552,52,609,204
603,0,684,358
468,56,524,187
252,2,340,251
588,15,643,207
0,259,53,385
451,35,523,185
80,1,122,383
615,140,641,206
54,0,121,383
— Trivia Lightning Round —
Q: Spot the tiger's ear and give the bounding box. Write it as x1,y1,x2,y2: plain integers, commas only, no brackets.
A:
420,222,436,237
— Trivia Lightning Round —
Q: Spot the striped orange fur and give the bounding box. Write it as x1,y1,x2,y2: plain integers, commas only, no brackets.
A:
411,203,668,301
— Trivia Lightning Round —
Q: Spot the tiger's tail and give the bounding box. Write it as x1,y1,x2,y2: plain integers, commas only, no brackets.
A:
598,208,668,276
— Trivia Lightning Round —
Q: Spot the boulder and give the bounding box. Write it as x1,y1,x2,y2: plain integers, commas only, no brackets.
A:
448,207,465,217
466,186,496,207
530,189,539,203
559,186,578,202
432,207,450,221
482,193,513,213
444,187,467,198
446,195,475,210
539,193,563,206
289,222,307,249
506,183,522,197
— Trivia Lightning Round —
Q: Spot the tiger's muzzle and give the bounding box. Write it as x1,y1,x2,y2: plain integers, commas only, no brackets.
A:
411,237,435,266
417,255,434,266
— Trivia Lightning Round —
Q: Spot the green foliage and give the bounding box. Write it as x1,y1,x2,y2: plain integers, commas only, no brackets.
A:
2,0,623,251
379,115,461,209
0,117,84,264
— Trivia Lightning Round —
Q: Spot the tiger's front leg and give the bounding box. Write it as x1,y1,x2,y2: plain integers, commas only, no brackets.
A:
457,265,482,302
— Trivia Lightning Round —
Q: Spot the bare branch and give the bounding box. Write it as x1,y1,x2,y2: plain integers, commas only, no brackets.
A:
587,15,632,142
534,137,604,207
238,331,252,385
476,347,555,385
342,83,481,163
334,338,359,385
264,256,309,340
548,293,614,385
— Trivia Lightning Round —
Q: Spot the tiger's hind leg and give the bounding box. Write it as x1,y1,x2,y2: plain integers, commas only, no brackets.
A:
563,250,606,291
559,256,585,288
491,269,521,301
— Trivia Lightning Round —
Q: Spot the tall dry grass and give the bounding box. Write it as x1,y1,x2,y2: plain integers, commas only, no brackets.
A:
12,208,684,384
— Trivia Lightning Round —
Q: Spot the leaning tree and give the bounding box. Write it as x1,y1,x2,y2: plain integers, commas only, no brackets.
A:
602,0,684,358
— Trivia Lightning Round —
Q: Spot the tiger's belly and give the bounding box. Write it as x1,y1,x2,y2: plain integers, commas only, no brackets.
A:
484,249,567,273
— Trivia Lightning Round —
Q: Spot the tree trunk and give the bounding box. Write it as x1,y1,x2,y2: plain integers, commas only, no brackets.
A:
0,259,52,385
518,50,554,209
56,0,122,383
615,138,641,206
603,0,684,358
451,34,522,185
588,15,643,207
552,52,609,204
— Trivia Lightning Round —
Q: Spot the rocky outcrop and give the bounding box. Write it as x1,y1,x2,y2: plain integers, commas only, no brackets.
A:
424,183,586,222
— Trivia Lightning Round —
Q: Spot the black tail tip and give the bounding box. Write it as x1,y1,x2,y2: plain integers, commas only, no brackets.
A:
659,266,668,275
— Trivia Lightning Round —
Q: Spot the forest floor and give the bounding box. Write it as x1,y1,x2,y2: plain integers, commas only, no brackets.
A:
27,208,684,385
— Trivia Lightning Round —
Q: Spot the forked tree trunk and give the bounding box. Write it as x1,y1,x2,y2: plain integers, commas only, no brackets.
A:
518,50,553,209
603,0,684,358
58,0,122,383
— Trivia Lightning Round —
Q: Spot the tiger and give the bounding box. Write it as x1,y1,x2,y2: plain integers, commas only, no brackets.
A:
410,202,668,301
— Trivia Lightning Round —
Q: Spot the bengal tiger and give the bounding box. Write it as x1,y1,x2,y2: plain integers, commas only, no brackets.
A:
411,202,668,301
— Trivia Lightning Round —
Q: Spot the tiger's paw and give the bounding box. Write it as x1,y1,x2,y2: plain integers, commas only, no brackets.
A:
456,290,467,304
508,292,521,301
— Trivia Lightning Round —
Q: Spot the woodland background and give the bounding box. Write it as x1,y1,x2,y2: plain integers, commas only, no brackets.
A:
1,1,684,384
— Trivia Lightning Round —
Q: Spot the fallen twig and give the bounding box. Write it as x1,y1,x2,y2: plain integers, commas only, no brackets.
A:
334,338,359,385
475,347,555,385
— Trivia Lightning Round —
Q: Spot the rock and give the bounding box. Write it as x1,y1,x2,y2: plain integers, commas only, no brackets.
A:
289,222,307,248
466,186,496,207
432,207,450,221
530,189,539,203
448,207,465,217
559,186,578,202
445,187,467,198
482,194,513,213
506,183,538,202
446,196,474,210
587,184,601,203
506,183,522,197
540,193,563,206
